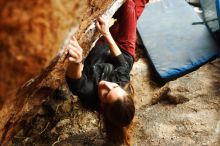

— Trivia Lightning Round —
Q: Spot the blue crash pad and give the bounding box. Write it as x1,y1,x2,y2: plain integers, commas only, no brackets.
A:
137,0,219,81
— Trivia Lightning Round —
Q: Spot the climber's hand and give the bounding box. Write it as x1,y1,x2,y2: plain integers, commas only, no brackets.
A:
96,15,110,37
67,36,83,64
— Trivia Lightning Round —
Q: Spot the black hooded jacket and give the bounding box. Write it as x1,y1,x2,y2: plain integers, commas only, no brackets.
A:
66,41,133,109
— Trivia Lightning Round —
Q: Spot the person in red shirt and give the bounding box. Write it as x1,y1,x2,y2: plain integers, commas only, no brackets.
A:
110,0,148,60
66,0,148,145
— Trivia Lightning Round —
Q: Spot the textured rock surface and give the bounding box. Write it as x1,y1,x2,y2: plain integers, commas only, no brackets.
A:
0,0,85,99
0,0,86,143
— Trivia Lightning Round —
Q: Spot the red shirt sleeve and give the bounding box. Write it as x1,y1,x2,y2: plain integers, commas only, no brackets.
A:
134,0,149,19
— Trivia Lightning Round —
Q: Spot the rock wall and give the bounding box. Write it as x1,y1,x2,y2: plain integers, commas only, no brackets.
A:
0,0,86,101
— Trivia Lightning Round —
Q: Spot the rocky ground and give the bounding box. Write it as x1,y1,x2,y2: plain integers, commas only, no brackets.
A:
132,58,220,146
1,0,220,146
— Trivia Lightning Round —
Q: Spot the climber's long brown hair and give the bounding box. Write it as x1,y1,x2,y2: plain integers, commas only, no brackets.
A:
102,83,135,145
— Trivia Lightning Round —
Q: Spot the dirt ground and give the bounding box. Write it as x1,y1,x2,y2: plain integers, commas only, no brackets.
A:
132,57,220,146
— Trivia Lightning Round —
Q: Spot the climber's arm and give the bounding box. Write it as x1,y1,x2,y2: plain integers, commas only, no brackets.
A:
96,16,122,57
66,36,84,79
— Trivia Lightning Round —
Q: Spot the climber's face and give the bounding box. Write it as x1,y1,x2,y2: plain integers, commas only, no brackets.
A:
98,80,126,104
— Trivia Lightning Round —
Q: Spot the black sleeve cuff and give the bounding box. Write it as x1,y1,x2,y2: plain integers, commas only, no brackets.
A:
66,76,82,94
112,54,127,67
